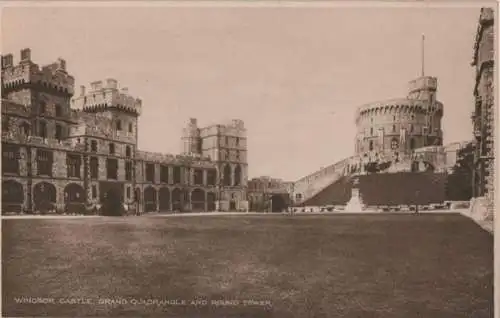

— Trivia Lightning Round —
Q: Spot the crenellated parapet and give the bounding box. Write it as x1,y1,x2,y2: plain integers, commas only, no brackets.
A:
136,150,213,167
1,48,75,96
72,78,142,116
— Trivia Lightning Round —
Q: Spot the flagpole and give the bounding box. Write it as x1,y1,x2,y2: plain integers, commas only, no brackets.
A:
421,33,425,77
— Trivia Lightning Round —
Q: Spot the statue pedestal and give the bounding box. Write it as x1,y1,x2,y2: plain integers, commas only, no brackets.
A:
345,187,366,212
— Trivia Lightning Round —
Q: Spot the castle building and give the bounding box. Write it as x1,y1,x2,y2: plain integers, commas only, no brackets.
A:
471,8,495,212
247,176,291,212
1,49,248,214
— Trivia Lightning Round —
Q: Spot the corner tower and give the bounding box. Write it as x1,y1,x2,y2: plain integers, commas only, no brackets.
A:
1,48,75,140
72,78,142,149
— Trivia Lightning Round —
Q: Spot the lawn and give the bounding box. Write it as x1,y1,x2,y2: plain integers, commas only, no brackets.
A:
2,213,493,318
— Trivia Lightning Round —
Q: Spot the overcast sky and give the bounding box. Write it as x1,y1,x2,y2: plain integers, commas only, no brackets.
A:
1,3,490,181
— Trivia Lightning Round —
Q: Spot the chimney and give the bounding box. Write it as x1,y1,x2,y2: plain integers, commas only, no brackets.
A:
1,54,13,68
20,48,31,62
57,58,66,71
121,87,128,94
80,85,86,96
190,118,197,125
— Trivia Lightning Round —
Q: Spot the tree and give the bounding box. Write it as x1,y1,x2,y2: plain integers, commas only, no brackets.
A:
446,142,474,201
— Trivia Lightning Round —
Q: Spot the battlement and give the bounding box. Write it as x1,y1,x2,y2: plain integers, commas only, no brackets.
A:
1,48,75,95
136,150,213,166
356,98,427,119
408,76,438,95
72,78,142,116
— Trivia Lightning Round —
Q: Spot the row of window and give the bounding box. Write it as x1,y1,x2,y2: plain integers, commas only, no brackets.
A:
89,140,132,157
114,119,133,133
39,102,64,117
2,119,65,140
144,164,217,186
2,146,220,185
368,124,415,136
364,138,416,152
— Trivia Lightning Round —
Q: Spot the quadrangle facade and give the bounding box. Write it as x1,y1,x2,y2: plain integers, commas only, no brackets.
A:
1,48,248,214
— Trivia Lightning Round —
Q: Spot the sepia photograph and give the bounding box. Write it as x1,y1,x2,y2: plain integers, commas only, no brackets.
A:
0,1,496,317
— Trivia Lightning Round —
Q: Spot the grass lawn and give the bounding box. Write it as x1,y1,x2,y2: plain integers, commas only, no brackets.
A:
2,213,493,318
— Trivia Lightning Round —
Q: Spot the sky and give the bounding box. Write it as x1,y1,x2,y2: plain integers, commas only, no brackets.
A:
1,2,491,181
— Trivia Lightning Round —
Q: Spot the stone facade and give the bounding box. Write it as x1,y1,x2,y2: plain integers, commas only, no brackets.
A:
247,176,291,212
1,49,248,214
471,7,495,219
355,76,443,162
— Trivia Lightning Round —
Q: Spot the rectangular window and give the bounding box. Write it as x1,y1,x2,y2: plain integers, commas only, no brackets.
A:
126,187,130,199
91,140,98,152
207,169,217,186
66,153,82,178
125,161,133,181
39,121,47,139
55,125,63,141
194,169,203,185
173,166,181,184
106,158,118,180
2,144,20,174
160,165,169,183
146,163,155,183
92,185,97,199
90,156,99,180
36,149,53,176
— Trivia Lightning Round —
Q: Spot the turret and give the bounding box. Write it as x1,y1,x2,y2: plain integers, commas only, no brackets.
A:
1,48,75,99
72,78,142,116
182,118,202,155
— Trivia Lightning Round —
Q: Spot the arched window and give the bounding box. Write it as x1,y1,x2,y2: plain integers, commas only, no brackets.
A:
369,140,374,151
125,146,131,157
392,124,396,132
109,143,115,155
370,127,373,136
223,164,231,186
234,165,242,186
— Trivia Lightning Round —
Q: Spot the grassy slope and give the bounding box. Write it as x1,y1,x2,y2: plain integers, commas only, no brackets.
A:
2,214,493,318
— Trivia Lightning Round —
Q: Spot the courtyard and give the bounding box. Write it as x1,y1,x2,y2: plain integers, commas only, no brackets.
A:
2,213,493,317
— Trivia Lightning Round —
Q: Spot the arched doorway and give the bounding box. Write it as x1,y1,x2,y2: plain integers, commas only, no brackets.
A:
234,165,241,186
191,188,205,211
33,182,56,214
207,192,216,211
64,183,85,214
270,195,288,212
159,187,171,212
172,188,182,211
144,187,157,212
223,164,231,186
2,180,24,214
